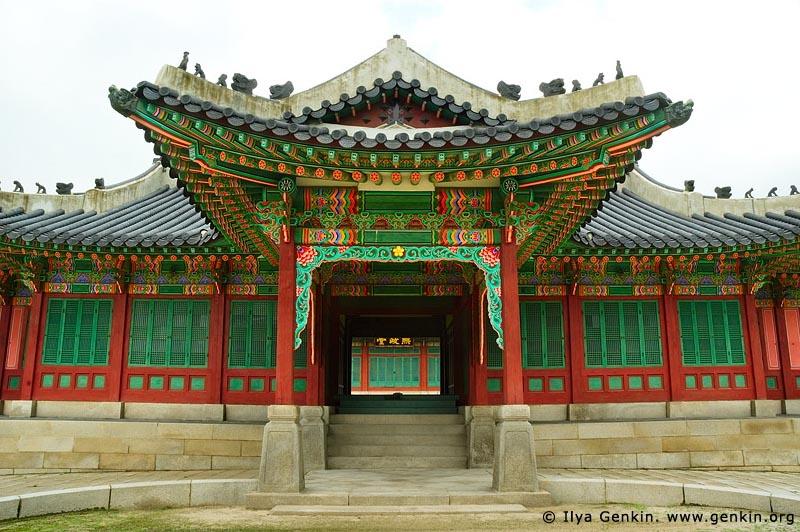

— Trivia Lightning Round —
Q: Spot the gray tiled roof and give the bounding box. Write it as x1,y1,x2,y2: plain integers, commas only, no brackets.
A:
575,188,800,249
135,79,671,151
0,185,218,248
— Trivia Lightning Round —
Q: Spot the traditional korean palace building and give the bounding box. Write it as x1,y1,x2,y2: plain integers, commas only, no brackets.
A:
2,38,800,488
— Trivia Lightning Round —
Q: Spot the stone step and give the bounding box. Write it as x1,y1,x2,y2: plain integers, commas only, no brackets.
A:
336,406,458,414
327,456,468,469
327,433,466,446
329,414,464,425
270,504,529,515
328,423,465,436
327,444,467,457
339,394,459,404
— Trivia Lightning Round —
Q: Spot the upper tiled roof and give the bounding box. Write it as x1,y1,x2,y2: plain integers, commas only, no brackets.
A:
134,80,670,151
574,187,800,249
0,185,218,248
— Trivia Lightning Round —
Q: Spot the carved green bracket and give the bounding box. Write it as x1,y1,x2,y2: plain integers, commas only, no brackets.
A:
294,245,503,350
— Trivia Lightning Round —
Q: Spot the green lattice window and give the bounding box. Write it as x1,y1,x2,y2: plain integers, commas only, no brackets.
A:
486,318,503,369
228,300,277,368
583,300,662,368
369,356,420,387
428,356,440,387
679,300,746,366
521,301,565,368
129,299,210,367
42,299,112,366
351,356,361,387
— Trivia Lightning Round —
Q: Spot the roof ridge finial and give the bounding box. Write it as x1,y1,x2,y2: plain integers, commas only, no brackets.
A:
388,34,406,49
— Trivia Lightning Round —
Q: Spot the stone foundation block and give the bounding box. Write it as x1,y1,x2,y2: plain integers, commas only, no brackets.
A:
36,401,122,419
532,423,578,441
211,456,260,469
669,400,751,419
225,405,268,422
784,399,800,415
16,436,74,453
606,479,684,506
0,453,44,469
349,494,450,506
570,402,666,421
689,450,744,468
467,405,494,468
528,404,567,421
751,399,783,417
184,439,241,456
743,449,798,466
740,418,793,434
155,454,211,470
636,452,690,469
123,403,224,421
538,478,605,504
536,455,582,468
2,400,35,418
43,452,99,469
492,405,538,492
18,486,110,518
73,437,129,454
128,438,183,455
212,423,264,441
300,406,326,472
110,480,191,509
581,453,638,469
633,420,688,437
246,492,348,509
771,493,800,515
156,423,214,439
190,479,258,506
684,484,771,512
0,496,20,521
99,453,156,471
258,405,304,493
577,421,635,439
241,441,262,457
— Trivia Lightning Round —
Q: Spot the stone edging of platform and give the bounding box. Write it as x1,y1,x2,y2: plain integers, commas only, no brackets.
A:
540,477,800,515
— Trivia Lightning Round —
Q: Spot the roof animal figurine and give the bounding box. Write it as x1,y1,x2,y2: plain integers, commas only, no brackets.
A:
216,74,227,87
269,81,294,100
683,180,695,192
55,182,73,195
95,178,105,189
768,187,778,197
178,51,189,71
12,181,23,193
194,63,205,79
593,72,604,86
744,188,754,198
792,185,799,195
35,182,46,194
615,60,624,80
539,78,565,97
714,186,732,199
497,81,521,100
231,73,257,95
571,80,582,92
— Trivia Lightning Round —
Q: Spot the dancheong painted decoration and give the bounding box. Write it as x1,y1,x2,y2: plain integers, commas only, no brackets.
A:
1,36,800,412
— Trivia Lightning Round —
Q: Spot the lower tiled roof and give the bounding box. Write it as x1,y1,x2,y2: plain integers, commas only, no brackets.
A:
0,185,218,248
575,188,800,249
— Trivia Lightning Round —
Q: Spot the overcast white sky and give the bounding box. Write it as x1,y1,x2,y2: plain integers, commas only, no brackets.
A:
1,0,798,197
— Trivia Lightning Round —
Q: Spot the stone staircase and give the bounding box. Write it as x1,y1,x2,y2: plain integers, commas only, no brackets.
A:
327,413,468,469
336,394,459,414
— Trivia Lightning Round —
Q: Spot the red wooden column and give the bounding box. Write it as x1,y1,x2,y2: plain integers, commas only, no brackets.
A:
774,304,797,397
743,293,768,399
207,290,226,404
0,303,12,393
20,292,44,400
499,239,524,404
662,292,684,402
471,284,488,405
275,232,297,405
107,292,129,401
565,291,584,402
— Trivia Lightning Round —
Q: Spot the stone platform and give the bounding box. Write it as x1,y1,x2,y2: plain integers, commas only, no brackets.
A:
2,468,800,519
